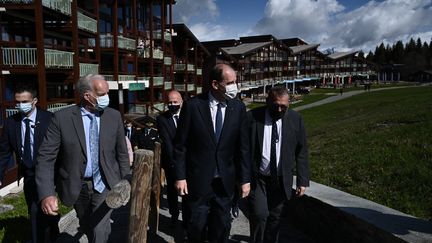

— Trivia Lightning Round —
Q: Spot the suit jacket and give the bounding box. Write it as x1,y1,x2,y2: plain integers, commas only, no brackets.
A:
35,105,131,206
248,107,309,199
0,108,53,181
156,111,177,170
173,93,251,198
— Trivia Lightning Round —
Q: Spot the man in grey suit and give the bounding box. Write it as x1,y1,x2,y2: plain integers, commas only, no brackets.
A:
36,74,131,243
247,86,310,243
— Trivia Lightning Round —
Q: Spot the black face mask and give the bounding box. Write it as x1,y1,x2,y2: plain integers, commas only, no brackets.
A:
168,104,180,114
268,104,287,120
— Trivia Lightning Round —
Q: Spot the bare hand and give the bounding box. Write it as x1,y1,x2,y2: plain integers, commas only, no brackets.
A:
241,183,250,198
296,186,306,197
41,196,59,216
175,179,188,196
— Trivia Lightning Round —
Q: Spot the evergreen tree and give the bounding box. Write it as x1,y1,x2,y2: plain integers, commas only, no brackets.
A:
366,50,374,62
375,43,387,64
358,50,365,59
392,40,404,64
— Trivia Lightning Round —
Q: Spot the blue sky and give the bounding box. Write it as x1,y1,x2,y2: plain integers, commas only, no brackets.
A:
173,0,432,53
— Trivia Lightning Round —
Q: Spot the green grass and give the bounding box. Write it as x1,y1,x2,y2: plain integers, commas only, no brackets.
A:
0,192,72,242
311,82,415,94
300,86,432,219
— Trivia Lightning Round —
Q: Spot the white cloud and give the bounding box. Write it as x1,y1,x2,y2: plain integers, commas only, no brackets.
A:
254,0,432,52
188,23,226,41
173,0,219,23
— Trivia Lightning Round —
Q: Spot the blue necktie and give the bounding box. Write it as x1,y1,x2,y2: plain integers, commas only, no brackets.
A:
88,114,105,193
215,103,223,142
23,118,32,168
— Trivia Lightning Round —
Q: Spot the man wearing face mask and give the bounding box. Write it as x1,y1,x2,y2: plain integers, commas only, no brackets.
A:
247,86,310,243
0,84,59,243
174,63,251,243
36,74,131,243
156,90,185,227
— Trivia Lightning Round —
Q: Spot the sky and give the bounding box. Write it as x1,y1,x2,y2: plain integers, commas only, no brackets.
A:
172,0,432,53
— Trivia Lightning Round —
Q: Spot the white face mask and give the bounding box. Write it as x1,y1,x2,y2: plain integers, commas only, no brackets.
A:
222,83,238,100
96,94,110,110
16,102,33,114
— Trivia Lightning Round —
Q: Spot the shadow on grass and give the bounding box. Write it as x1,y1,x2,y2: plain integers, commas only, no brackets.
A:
0,216,31,243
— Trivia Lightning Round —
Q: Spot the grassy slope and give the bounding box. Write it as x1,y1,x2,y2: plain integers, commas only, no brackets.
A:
300,86,432,219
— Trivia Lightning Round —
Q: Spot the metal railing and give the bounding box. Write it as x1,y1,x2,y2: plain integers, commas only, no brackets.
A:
187,83,195,91
174,84,185,91
118,75,136,81
187,64,195,71
48,103,75,113
42,0,71,15
45,49,73,68
2,47,37,66
77,12,97,33
118,36,135,50
196,68,202,75
174,63,186,71
164,82,172,90
164,32,172,42
153,77,164,86
79,63,99,76
164,57,172,65
153,102,164,111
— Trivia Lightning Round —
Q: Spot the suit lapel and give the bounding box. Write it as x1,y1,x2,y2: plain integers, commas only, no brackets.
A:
71,106,87,157
197,95,217,145
34,109,42,148
256,108,265,156
280,110,293,164
15,117,23,157
219,100,235,143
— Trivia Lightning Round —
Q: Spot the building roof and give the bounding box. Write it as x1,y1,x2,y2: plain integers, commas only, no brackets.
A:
221,42,273,56
281,38,309,47
289,44,319,54
327,51,357,60
172,23,210,56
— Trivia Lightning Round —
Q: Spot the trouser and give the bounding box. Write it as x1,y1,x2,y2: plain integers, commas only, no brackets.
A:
165,167,190,228
74,179,112,243
186,178,233,243
248,175,288,243
23,168,60,243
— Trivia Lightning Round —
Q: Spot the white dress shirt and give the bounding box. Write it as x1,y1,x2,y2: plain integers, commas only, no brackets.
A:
260,109,282,176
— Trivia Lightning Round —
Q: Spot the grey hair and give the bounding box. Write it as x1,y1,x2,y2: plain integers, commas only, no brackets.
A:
76,74,106,97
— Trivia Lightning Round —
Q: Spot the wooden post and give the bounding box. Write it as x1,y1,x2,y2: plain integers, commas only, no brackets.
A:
148,142,161,234
128,149,154,243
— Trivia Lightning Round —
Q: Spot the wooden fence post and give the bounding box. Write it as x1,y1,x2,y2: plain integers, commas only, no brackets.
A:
148,142,161,234
128,149,154,243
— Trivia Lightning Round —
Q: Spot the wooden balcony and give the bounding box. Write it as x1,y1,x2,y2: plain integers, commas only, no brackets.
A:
77,12,97,33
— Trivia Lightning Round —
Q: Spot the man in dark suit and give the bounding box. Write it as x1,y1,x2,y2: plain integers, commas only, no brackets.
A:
247,86,310,243
35,74,131,243
174,64,251,243
0,85,59,243
156,90,183,226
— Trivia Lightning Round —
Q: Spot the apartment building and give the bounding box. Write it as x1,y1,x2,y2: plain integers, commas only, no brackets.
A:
0,0,176,121
171,23,209,99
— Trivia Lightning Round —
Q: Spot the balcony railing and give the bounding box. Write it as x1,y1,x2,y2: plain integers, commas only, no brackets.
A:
174,84,185,91
118,36,136,50
45,49,73,68
153,102,165,112
164,82,172,90
164,56,172,65
2,47,37,66
153,76,164,86
187,83,195,91
78,12,97,33
79,63,99,76
118,75,136,81
164,32,172,42
147,31,162,40
153,49,163,60
196,68,202,75
187,64,195,71
2,48,74,68
174,63,186,71
42,0,71,15
196,86,203,94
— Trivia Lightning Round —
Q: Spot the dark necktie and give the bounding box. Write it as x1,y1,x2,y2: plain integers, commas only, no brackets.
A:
215,103,223,142
173,115,179,127
88,114,105,193
23,118,32,168
270,119,279,184
126,129,131,139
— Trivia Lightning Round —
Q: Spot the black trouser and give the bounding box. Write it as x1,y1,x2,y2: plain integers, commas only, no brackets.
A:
23,168,60,243
74,179,112,243
165,167,180,219
248,175,288,243
186,178,233,243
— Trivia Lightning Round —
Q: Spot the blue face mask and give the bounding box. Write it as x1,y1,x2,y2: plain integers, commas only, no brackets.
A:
16,102,33,114
96,94,110,110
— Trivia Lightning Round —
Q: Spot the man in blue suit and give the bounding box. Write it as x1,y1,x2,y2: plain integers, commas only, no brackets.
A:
174,63,251,243
0,85,59,243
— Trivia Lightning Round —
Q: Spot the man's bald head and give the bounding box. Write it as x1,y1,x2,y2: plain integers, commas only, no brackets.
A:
167,90,183,114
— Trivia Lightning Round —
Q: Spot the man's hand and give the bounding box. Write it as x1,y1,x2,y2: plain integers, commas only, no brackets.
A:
41,196,59,216
175,179,188,196
241,183,250,198
296,186,306,197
